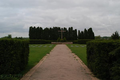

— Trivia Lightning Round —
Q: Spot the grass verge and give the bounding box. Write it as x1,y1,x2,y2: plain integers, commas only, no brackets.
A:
19,44,56,79
67,44,87,65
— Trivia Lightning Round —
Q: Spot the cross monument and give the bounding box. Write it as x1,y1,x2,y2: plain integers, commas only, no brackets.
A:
58,28,66,39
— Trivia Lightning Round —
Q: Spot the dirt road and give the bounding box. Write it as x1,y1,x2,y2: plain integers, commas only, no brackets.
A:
21,44,99,80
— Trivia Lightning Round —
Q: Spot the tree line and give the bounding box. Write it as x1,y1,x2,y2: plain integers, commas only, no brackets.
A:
78,28,95,39
29,26,95,40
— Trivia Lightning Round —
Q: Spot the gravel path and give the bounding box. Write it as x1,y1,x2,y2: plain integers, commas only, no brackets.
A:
21,44,99,80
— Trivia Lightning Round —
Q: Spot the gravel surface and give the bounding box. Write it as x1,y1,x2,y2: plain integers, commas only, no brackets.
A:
21,44,99,80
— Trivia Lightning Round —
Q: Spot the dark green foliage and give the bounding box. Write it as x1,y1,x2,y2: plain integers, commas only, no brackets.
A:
87,40,120,80
63,37,67,42
29,39,51,44
73,39,93,44
57,37,67,42
80,31,84,39
77,39,93,44
57,37,61,42
87,28,95,39
109,47,120,80
67,27,77,40
1,34,12,39
29,26,95,41
0,75,19,80
73,40,78,44
0,39,29,75
84,29,88,39
111,31,119,40
78,28,95,39
78,30,81,39
95,35,101,40
29,26,61,40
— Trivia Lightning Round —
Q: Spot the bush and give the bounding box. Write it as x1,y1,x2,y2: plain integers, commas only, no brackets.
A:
73,40,78,44
87,40,120,80
109,47,120,80
0,76,19,80
29,39,51,44
0,39,29,75
76,39,93,44
111,31,119,40
57,37,61,42
57,37,67,42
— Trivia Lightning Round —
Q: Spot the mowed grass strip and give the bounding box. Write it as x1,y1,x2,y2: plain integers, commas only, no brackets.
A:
20,44,56,77
67,44,87,65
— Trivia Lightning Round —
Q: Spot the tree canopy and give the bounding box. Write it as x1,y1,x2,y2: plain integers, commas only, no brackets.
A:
29,26,95,40
111,31,119,40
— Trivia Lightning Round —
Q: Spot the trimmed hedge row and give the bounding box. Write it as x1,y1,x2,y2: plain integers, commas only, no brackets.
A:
30,39,93,44
29,39,51,44
87,40,120,80
73,39,93,44
0,39,29,75
109,47,120,80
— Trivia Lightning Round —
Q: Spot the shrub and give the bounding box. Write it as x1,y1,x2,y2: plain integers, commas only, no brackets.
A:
56,37,67,42
111,31,119,40
87,40,120,80
73,40,78,44
29,39,51,44
77,39,93,44
57,37,61,42
63,37,67,42
0,39,29,75
109,47,120,80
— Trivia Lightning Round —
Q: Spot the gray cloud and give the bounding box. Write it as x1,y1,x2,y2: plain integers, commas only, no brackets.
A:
0,0,120,37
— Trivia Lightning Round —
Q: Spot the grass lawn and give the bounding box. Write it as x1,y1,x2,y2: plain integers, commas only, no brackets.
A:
67,44,87,65
19,44,56,79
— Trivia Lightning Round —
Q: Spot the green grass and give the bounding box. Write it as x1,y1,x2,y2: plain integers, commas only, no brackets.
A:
67,44,87,65
0,44,56,80
19,44,56,79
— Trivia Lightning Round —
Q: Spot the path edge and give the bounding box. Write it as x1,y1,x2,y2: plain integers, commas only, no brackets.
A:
66,45,100,80
20,54,49,80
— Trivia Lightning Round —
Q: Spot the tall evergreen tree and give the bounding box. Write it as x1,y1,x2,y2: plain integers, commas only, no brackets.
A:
32,27,36,39
29,26,94,40
63,27,67,39
39,27,43,39
111,31,119,40
73,29,77,40
36,27,40,39
43,28,50,40
68,27,74,40
81,31,84,39
78,30,81,39
84,28,88,39
88,28,95,39
49,28,53,40
29,26,32,39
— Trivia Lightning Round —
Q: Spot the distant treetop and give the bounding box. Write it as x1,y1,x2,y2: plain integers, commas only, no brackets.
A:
29,26,95,40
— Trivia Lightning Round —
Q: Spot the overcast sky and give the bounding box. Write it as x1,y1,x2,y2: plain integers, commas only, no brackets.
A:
0,0,120,37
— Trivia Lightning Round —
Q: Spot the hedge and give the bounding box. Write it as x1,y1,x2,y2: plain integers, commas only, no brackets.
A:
109,47,120,80
87,40,120,80
0,39,29,75
29,39,93,44
29,39,51,44
73,39,93,44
